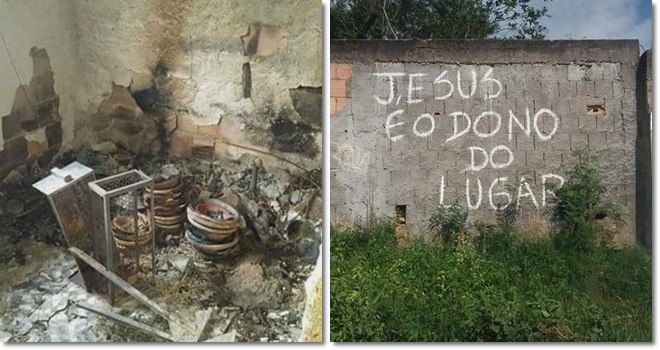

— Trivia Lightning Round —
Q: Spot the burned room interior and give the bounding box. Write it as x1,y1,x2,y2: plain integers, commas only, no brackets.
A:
0,0,322,342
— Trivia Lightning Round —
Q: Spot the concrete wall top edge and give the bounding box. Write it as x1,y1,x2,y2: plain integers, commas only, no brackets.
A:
330,39,640,65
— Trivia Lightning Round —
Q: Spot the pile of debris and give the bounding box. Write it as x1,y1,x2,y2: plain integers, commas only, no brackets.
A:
0,140,322,342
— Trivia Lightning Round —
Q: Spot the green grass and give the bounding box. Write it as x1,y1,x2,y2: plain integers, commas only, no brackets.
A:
330,220,652,342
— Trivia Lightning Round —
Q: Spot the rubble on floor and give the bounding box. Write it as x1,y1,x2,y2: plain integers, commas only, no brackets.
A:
0,141,321,342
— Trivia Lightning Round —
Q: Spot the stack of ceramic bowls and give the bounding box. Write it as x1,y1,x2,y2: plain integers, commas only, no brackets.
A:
185,198,243,258
145,165,187,233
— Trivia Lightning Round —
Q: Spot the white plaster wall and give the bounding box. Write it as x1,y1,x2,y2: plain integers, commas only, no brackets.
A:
71,0,322,124
0,0,77,149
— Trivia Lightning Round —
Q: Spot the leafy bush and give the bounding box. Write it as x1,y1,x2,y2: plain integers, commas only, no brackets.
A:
549,149,625,252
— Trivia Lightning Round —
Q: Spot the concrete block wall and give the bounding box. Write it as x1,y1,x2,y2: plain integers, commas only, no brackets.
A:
331,40,647,245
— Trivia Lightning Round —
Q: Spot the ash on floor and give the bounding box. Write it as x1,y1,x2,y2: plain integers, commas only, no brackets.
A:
0,144,321,342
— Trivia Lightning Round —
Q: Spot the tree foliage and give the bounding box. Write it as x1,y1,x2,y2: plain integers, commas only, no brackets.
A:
331,0,552,40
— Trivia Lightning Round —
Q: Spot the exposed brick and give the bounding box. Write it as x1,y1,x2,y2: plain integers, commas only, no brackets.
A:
330,98,336,116
169,130,193,157
330,64,337,79
38,146,59,167
0,148,10,174
336,64,353,80
177,112,199,133
330,79,346,98
27,140,47,159
192,146,214,161
110,119,143,135
36,97,58,125
6,136,28,165
44,121,62,147
91,113,112,131
2,114,22,140
197,124,221,137
192,134,215,148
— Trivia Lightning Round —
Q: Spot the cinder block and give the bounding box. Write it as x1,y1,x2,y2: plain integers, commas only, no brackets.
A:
539,81,558,99
549,133,571,151
444,97,465,114
570,133,589,150
419,150,440,169
427,168,448,184
426,99,444,116
535,109,560,136
543,152,564,167
409,169,430,184
604,98,621,116
606,131,626,149
558,81,577,98
577,115,598,132
560,114,579,131
447,170,466,188
577,81,596,96
406,100,427,117
534,135,552,152
515,133,535,151
393,184,415,206
594,80,613,96
426,129,450,151
523,80,543,100
437,151,457,170
588,132,608,150
596,115,615,132
390,169,411,184
526,151,544,168
585,63,619,81
568,98,587,116
567,64,586,81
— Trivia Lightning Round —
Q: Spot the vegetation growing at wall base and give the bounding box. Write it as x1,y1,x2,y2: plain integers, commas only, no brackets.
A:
330,222,651,342
330,150,651,342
